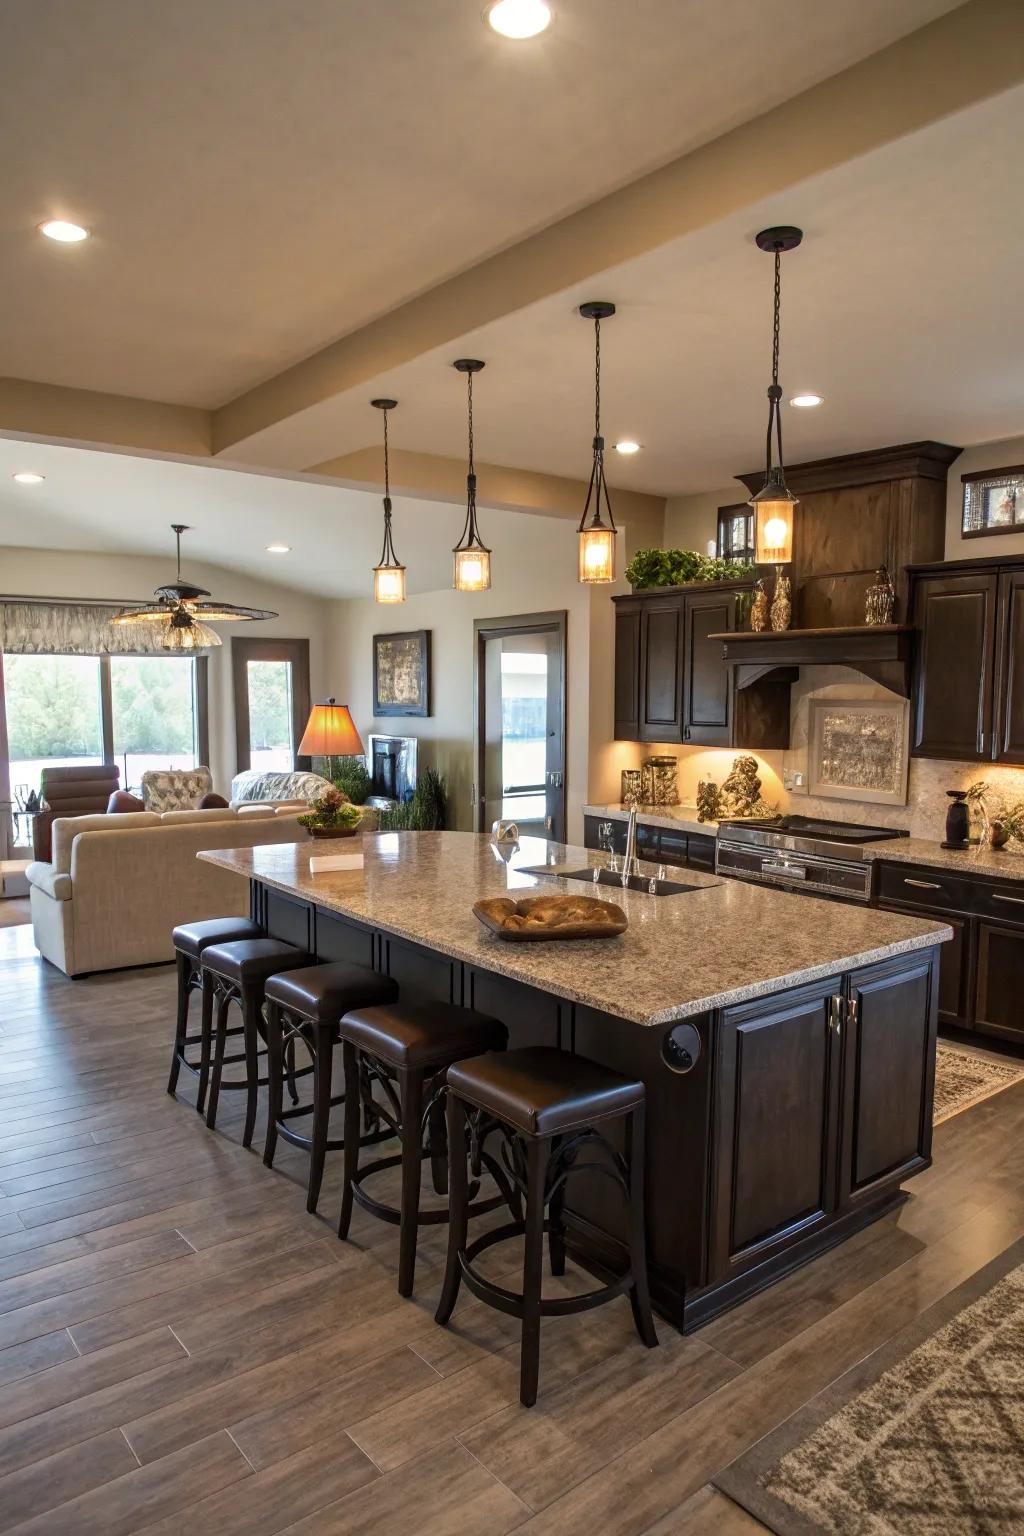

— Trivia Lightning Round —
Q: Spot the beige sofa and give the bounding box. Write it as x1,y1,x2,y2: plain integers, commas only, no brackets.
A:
26,806,309,977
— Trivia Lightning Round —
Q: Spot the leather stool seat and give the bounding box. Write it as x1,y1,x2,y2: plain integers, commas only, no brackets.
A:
265,961,398,1024
340,1001,506,1070
202,938,313,985
172,916,264,959
447,1046,644,1137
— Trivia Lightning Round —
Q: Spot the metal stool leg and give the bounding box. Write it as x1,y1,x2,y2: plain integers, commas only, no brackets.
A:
435,1091,469,1325
337,1041,361,1240
263,1000,284,1169
520,1136,551,1408
167,952,191,1097
397,1066,424,1298
307,1022,334,1213
625,1104,658,1349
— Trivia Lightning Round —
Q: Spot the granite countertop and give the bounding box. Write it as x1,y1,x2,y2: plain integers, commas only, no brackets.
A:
583,803,717,835
863,837,1024,883
198,830,950,1027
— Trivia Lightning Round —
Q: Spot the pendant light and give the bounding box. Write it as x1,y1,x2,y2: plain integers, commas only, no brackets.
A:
452,359,491,592
371,398,406,604
577,301,618,584
749,226,803,565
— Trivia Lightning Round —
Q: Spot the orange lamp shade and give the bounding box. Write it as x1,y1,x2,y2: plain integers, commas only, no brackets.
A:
297,699,364,759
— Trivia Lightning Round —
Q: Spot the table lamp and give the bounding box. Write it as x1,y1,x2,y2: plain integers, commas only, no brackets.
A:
297,698,364,781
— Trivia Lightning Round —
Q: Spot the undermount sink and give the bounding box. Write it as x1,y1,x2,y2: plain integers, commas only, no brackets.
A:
519,864,711,897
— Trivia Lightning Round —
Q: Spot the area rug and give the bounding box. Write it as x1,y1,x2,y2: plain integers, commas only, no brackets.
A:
933,1041,1024,1125
714,1237,1024,1535
0,898,30,929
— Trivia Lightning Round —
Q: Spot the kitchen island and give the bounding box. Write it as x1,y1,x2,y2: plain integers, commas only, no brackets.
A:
199,831,951,1330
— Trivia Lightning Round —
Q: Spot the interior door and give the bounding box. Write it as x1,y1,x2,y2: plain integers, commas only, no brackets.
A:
474,613,566,841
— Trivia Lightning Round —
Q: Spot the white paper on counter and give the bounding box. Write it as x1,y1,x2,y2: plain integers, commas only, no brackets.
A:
309,852,365,873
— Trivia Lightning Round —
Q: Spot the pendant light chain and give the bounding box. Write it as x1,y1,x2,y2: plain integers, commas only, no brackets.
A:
594,315,602,441
379,403,398,566
765,246,785,480
467,368,475,477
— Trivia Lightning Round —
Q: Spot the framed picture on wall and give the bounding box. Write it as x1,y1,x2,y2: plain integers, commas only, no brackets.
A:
961,465,1024,537
373,629,431,717
807,698,909,806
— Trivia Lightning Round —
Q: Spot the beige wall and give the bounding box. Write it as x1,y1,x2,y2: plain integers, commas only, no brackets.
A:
326,513,641,844
945,434,1024,560
0,547,330,793
662,489,738,553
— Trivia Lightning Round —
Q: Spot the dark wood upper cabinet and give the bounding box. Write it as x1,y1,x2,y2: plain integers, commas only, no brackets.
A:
612,601,641,740
639,596,685,742
996,567,1024,763
613,582,791,750
910,569,998,760
682,589,734,746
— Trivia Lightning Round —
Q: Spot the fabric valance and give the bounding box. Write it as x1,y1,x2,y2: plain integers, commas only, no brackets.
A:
0,602,170,657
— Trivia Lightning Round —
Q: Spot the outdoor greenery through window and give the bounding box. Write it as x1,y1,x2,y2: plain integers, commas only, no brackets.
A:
111,656,197,787
246,659,294,771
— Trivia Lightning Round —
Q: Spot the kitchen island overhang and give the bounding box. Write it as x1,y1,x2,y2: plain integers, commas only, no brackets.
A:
199,832,951,1331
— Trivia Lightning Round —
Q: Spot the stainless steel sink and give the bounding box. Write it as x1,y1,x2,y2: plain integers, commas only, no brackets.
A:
519,865,711,897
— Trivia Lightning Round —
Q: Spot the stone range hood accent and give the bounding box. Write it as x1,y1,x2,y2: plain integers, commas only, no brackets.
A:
710,623,915,697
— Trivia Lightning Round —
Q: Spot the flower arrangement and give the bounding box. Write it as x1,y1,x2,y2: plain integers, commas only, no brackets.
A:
624,548,755,591
965,781,1024,848
298,785,362,839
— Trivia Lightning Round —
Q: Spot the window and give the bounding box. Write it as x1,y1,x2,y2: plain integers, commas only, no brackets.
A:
110,655,198,788
246,659,295,771
4,654,103,802
717,504,755,563
499,649,548,822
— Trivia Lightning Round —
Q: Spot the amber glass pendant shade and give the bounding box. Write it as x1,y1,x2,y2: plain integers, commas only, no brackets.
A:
751,477,797,564
373,562,406,604
454,546,491,592
578,524,616,584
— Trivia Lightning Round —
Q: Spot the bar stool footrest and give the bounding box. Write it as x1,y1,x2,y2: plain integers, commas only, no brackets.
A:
461,1219,634,1320
351,1151,507,1228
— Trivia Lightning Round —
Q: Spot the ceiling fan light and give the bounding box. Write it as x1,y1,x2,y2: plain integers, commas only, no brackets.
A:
161,617,222,651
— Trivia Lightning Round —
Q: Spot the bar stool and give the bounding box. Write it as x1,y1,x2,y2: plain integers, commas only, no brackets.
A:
201,938,313,1147
168,917,265,1111
262,961,401,1212
436,1046,658,1407
337,1001,514,1297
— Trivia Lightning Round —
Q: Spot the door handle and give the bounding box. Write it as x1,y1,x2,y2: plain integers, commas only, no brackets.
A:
829,995,843,1036
992,892,1024,907
847,996,859,1028
545,816,554,834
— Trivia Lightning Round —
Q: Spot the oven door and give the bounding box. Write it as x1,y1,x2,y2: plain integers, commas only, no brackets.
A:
715,839,871,902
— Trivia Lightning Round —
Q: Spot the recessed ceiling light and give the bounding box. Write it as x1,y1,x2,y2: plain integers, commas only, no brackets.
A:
12,472,45,484
38,219,89,243
487,1,551,39
614,440,641,455
265,543,291,553
789,393,823,408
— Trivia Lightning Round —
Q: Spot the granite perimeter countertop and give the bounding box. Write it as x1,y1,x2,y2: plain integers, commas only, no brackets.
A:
583,803,717,835
198,831,950,1027
863,837,1024,883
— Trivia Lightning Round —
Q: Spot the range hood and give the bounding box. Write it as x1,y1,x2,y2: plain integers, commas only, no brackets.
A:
710,624,914,697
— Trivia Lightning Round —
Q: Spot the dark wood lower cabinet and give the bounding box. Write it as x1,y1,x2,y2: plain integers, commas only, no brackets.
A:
583,814,715,871
974,919,1024,1043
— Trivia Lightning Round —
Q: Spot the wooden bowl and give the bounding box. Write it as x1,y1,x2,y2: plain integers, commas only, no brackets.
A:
473,894,628,942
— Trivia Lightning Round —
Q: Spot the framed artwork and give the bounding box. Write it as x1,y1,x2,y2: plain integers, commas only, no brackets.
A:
961,465,1024,537
807,698,909,806
373,629,431,717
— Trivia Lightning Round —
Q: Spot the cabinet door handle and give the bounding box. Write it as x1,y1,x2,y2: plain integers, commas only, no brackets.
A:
847,996,859,1028
904,878,942,890
829,995,843,1036
992,892,1024,907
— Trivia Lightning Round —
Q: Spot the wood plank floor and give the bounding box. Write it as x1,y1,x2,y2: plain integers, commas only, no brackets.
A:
1,922,1023,1534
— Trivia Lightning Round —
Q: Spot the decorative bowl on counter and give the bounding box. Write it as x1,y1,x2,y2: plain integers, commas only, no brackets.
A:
473,894,628,942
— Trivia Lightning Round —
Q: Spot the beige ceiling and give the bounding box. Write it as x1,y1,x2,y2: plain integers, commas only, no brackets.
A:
1,0,960,408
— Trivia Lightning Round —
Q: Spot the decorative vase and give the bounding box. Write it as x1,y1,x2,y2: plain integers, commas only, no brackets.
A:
942,790,970,850
750,580,769,633
865,565,896,625
642,756,679,806
770,571,792,632
989,820,1010,849
620,769,643,807
307,824,359,839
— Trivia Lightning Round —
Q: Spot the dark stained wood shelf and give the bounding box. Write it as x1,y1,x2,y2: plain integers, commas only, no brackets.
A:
710,624,915,697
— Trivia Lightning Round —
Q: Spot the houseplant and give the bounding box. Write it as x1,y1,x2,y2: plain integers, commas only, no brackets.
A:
624,548,755,591
298,785,363,839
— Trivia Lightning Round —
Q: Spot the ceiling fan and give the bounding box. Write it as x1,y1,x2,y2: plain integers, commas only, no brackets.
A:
111,524,278,650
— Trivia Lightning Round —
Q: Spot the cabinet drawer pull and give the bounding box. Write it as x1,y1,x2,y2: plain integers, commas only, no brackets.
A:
992,892,1024,907
904,878,942,891
829,995,843,1036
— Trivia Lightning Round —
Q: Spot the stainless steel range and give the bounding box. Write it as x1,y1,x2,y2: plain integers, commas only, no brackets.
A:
715,815,909,903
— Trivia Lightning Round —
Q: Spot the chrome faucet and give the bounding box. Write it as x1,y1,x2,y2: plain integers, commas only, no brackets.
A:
622,806,638,886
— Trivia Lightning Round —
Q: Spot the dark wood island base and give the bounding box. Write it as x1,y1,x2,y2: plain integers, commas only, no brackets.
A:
252,877,941,1333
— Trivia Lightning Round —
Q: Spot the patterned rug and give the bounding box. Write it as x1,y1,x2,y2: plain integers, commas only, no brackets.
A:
715,1238,1024,1534
933,1042,1024,1125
